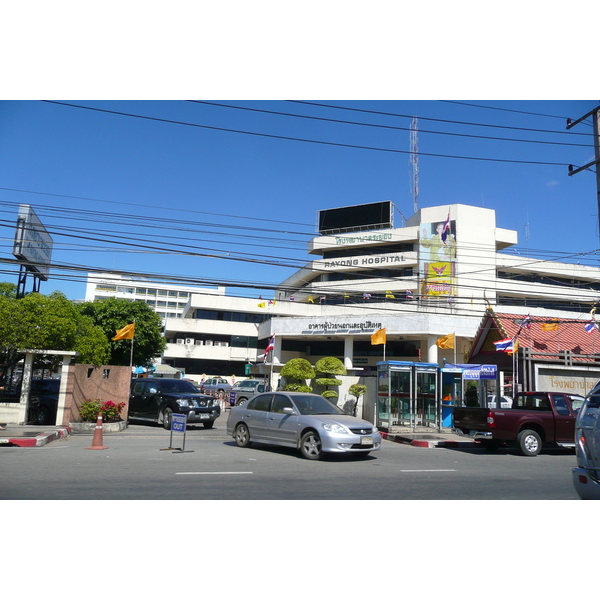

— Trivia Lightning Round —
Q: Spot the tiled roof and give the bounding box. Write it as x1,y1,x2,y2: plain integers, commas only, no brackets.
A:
469,308,600,363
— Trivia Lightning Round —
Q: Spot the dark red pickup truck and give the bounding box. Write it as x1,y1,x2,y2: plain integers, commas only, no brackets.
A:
453,391,585,456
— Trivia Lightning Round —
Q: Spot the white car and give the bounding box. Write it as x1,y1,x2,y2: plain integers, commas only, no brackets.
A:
572,382,600,499
486,395,513,409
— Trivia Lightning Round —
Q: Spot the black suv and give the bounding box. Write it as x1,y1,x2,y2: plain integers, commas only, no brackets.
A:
129,378,221,429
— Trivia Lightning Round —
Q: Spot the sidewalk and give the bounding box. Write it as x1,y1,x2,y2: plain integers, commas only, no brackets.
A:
1,422,478,449
380,426,478,449
0,424,72,447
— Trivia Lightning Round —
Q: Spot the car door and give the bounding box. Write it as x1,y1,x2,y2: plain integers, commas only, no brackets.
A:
552,393,577,442
242,394,273,441
265,394,299,445
129,380,147,418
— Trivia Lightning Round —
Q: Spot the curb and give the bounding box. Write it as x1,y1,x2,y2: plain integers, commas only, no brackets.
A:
380,431,478,449
0,427,72,448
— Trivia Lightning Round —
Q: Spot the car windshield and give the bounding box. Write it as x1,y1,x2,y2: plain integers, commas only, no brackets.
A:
291,395,344,416
157,379,199,394
237,381,258,388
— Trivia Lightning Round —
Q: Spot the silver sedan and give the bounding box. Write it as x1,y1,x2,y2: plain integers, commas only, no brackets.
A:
226,392,381,460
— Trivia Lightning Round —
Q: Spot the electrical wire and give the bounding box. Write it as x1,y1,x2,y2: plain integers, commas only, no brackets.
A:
187,100,592,148
40,100,577,167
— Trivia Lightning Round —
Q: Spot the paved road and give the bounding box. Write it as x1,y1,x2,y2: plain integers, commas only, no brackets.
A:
0,421,580,500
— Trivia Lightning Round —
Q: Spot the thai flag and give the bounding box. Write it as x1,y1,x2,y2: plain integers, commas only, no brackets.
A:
494,338,515,353
263,335,275,361
441,212,451,244
406,290,414,300
363,293,371,299
585,321,596,334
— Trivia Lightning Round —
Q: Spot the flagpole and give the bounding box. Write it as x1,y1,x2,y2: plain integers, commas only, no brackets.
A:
269,335,275,390
453,331,456,364
130,319,135,369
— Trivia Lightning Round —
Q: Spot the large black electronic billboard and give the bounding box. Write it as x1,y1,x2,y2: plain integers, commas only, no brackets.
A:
317,201,393,235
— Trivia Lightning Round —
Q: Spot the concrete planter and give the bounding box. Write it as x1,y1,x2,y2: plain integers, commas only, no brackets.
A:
69,421,127,434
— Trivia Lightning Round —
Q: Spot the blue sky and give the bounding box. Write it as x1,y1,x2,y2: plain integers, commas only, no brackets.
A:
1,4,598,306
0,99,597,301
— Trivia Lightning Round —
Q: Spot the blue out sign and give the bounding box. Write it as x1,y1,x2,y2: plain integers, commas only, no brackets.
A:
171,413,187,432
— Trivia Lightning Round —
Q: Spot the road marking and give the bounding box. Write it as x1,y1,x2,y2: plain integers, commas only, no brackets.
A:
400,469,457,472
176,471,253,475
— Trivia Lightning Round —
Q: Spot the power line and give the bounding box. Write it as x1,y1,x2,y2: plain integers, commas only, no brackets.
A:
439,100,570,120
187,100,592,148
40,100,575,167
287,100,594,137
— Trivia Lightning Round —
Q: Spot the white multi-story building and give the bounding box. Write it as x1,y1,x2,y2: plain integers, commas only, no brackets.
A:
84,274,224,320
85,203,600,380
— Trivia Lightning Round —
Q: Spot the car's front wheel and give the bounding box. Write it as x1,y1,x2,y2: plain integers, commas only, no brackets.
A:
300,431,323,460
162,408,173,430
235,423,251,447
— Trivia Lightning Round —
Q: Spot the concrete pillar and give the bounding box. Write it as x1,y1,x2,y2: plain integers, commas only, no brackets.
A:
17,352,34,424
272,335,282,365
55,355,73,426
344,336,353,369
427,335,439,365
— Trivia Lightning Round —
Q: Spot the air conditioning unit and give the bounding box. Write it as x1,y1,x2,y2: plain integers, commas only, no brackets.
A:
185,338,193,345
176,339,184,345
195,340,203,345
205,340,213,346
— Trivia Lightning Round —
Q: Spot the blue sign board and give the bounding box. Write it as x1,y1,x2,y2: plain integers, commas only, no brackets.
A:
171,413,187,432
443,364,497,380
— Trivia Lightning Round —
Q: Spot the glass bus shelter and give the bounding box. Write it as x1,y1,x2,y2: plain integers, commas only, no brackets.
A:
377,361,501,430
376,361,440,430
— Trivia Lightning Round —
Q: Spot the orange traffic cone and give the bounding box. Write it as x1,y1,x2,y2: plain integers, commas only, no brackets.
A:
85,413,109,450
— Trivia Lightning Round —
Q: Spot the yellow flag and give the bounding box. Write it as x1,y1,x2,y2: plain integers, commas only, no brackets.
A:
436,333,454,349
307,296,314,303
257,302,266,308
385,291,395,299
371,328,386,345
541,320,559,331
507,340,519,355
113,323,135,340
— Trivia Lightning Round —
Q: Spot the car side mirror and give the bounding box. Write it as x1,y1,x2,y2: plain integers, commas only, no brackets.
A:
147,387,158,395
258,385,264,392
283,407,295,415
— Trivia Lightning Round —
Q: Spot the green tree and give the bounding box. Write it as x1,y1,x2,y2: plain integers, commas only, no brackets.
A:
314,356,346,400
0,282,17,298
79,297,166,367
280,358,315,393
348,383,367,416
0,291,110,391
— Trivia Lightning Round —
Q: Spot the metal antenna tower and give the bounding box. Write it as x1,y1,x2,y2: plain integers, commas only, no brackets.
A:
410,116,419,213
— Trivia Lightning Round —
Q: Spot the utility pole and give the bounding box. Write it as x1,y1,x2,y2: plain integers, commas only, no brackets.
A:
566,105,600,239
